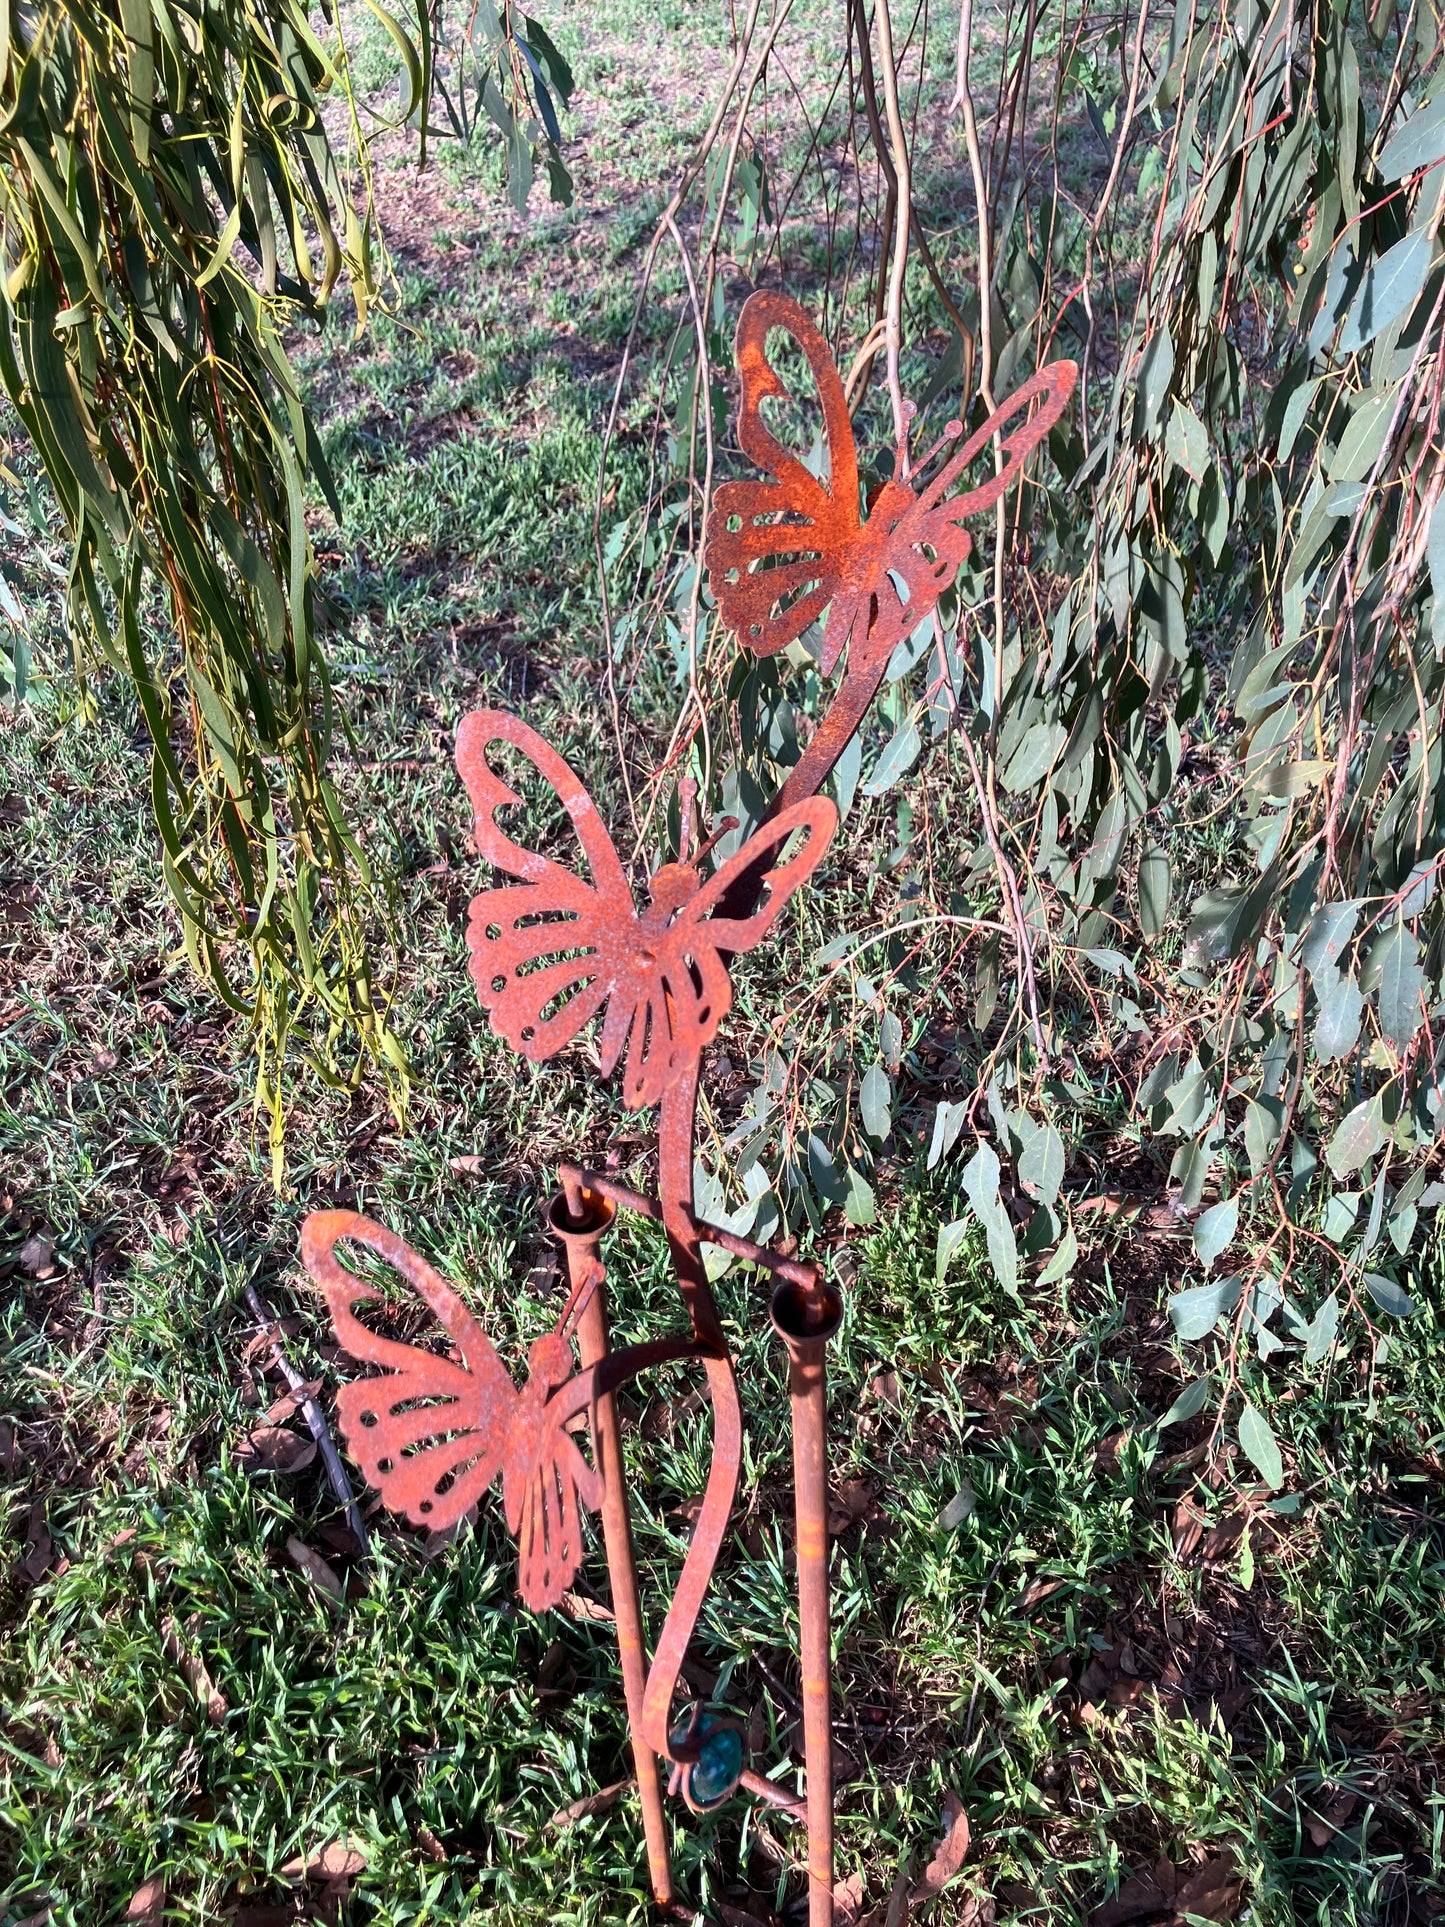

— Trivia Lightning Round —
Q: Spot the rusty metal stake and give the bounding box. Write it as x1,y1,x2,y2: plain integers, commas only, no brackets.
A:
547,1178,675,1908
771,1272,845,1926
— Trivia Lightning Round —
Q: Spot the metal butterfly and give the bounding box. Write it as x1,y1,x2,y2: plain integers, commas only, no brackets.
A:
301,1208,607,1612
456,708,837,1110
704,289,1078,682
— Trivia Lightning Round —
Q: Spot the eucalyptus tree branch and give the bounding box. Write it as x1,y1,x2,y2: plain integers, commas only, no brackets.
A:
872,0,913,459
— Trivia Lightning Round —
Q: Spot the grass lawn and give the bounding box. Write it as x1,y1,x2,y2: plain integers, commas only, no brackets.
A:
3,3,1444,1923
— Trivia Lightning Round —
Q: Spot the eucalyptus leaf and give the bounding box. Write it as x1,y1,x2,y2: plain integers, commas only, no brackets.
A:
1237,1403,1284,1490
936,1217,970,1283
1313,969,1365,1063
1157,1374,1212,1428
1300,1291,1339,1363
1168,1273,1243,1340
1363,1272,1416,1318
1138,844,1172,939
1325,1096,1386,1178
862,717,922,796
1374,922,1426,1047
928,1099,968,1170
1192,1195,1238,1267
1018,1121,1066,1206
860,1063,892,1140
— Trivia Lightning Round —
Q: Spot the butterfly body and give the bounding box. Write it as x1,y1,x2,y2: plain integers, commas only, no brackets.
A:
705,289,1077,682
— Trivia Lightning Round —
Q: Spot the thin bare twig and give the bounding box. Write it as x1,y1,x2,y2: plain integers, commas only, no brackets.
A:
873,0,913,459
957,726,1049,1062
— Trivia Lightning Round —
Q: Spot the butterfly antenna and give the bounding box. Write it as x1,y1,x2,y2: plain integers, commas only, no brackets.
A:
914,417,964,478
690,815,740,869
555,1255,603,1344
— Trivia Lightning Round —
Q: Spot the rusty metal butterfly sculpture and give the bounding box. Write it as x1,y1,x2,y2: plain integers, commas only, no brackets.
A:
706,289,1078,679
455,707,836,1113
301,1207,705,1613
704,290,1078,823
302,1209,606,1610
299,289,1076,1919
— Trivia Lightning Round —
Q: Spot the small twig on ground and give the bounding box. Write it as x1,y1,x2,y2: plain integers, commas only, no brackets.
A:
243,1283,369,1554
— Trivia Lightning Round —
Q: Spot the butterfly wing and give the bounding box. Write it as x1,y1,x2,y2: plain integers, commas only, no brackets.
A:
846,359,1080,681
705,291,866,658
685,794,839,954
598,797,836,1110
915,359,1078,525
616,941,735,1112
458,709,643,1065
300,1210,516,1532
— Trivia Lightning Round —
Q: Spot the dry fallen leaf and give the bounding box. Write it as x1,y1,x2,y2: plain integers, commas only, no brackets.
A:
13,1910,53,1927
423,1502,479,1560
124,1875,165,1923
315,1520,366,1560
285,1536,344,1604
236,1426,317,1476
449,1154,484,1174
834,1871,867,1925
910,1790,971,1903
18,1233,56,1278
16,1502,52,1585
1094,1429,1131,1473
241,1317,302,1367
559,1589,615,1622
1091,1858,1176,1926
160,1617,228,1724
1172,1495,1208,1561
263,1380,322,1426
1305,1785,1358,1847
883,1851,913,1927
1020,1576,1066,1609
1172,1851,1244,1922
828,1476,889,1536
416,1825,447,1864
935,1478,975,1530
91,1047,119,1072
549,1778,631,1827
1091,1849,1242,1927
280,1839,368,1881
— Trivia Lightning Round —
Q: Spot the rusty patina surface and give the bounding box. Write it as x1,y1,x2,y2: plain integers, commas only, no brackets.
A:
706,289,1076,915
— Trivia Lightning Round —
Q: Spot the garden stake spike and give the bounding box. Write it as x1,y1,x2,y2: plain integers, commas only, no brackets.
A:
301,290,1076,1919
546,1181,674,1907
771,1271,845,1927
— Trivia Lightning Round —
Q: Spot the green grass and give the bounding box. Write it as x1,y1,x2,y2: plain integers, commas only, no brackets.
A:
4,2,1445,1922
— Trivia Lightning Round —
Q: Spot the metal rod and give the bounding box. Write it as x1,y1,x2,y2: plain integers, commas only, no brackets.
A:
740,1767,807,1815
559,1159,823,1291
243,1282,369,1553
547,1185,675,1908
771,1274,844,1927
